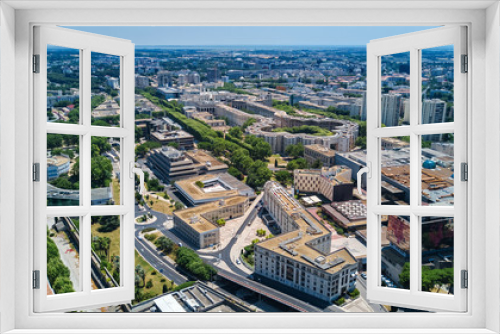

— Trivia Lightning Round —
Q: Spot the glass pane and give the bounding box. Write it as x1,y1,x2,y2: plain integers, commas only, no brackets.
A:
421,46,454,124
47,45,80,124
421,133,454,206
47,133,80,206
421,217,454,295
381,215,410,289
91,215,121,289
91,137,120,206
91,52,121,127
380,52,410,127
380,136,410,205
47,216,81,295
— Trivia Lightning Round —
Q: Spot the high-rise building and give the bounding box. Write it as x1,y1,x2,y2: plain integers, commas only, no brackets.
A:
187,72,200,84
207,68,219,82
157,70,172,87
381,93,402,127
422,99,447,141
403,98,410,124
361,91,367,121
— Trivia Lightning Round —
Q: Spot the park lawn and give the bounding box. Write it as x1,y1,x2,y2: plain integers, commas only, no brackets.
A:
91,223,121,259
268,155,286,168
147,196,175,215
134,250,175,298
112,178,120,204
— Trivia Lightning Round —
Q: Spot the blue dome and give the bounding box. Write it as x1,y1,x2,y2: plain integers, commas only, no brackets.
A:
422,160,436,169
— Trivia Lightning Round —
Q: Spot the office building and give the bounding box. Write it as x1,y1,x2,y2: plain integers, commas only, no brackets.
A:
173,196,249,249
255,182,358,304
174,173,255,206
304,144,336,167
148,147,228,183
293,166,353,202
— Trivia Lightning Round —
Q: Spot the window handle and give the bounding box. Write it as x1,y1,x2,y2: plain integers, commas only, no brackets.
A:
130,162,145,195
357,162,371,195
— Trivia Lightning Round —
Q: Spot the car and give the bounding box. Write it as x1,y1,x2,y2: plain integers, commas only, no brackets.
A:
361,273,367,279
236,259,241,265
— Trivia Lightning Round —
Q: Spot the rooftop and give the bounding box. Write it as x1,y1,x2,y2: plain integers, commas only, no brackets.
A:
258,182,357,275
174,196,248,233
175,173,255,203
185,150,228,171
305,144,336,157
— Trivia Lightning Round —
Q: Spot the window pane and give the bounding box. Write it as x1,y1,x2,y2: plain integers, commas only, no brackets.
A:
91,52,121,127
421,46,454,124
421,217,454,295
47,45,80,124
91,137,120,206
91,215,121,289
380,136,410,205
380,52,410,127
421,133,454,206
47,133,80,206
382,215,410,289
47,216,81,295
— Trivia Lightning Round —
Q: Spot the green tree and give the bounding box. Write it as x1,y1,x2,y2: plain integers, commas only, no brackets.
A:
285,143,304,158
312,159,323,169
287,158,308,171
216,218,226,226
247,160,272,189
91,156,113,188
228,126,243,139
275,170,292,185
155,236,174,254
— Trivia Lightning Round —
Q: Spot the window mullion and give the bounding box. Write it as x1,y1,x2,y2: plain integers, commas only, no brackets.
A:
409,47,420,295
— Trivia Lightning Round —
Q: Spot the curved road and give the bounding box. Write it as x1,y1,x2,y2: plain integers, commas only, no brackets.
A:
134,199,323,312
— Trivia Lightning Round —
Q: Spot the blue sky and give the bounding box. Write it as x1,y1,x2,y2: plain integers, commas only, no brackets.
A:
69,26,436,46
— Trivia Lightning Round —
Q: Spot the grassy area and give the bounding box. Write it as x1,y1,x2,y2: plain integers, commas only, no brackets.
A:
146,195,175,215
112,178,120,204
268,155,286,168
91,223,121,259
272,125,333,137
134,250,175,299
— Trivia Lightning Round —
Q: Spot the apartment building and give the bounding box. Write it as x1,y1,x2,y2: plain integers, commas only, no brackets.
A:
255,182,358,304
293,166,354,202
173,196,249,249
304,144,336,167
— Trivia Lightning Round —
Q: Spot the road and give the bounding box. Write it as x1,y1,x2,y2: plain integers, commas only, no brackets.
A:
356,275,387,313
134,196,327,312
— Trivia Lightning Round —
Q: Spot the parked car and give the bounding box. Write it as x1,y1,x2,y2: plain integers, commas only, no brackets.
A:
236,259,241,265
361,273,367,280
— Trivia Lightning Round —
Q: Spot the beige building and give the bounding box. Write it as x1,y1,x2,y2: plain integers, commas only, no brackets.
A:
174,173,255,206
304,144,336,167
174,196,249,249
255,182,358,304
293,166,353,202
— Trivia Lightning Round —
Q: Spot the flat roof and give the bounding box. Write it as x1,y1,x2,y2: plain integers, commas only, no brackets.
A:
175,173,254,202
305,144,336,157
258,182,357,275
185,150,228,171
174,195,247,233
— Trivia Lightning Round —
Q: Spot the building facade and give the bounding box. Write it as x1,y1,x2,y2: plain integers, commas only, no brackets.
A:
255,182,358,304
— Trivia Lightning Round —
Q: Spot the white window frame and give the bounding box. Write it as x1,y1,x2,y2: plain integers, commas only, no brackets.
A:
366,26,467,312
1,1,499,333
32,26,136,312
